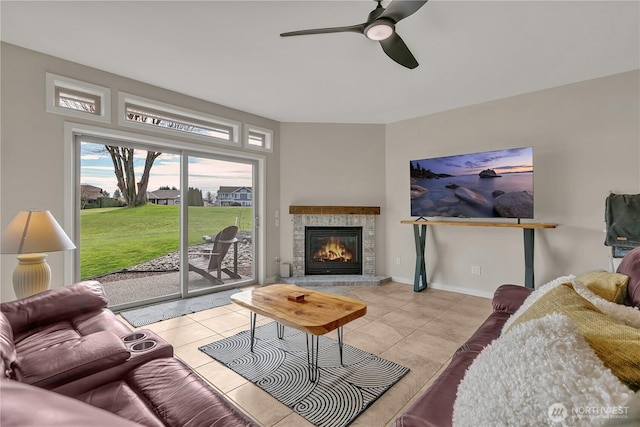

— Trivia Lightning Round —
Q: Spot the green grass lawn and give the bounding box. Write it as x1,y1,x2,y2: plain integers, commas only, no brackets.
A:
81,204,252,279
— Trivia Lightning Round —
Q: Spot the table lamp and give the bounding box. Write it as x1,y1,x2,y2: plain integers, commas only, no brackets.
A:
1,210,76,298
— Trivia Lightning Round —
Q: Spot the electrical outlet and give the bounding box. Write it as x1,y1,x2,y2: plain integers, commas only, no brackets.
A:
396,257,401,265
275,256,281,263
471,266,481,275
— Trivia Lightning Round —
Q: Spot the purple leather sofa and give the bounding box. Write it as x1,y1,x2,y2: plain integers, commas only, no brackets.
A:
0,281,256,427
394,246,640,427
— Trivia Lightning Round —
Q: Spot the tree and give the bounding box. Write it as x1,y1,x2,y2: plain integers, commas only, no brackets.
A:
187,187,203,206
104,146,162,207
80,186,91,209
114,189,121,199
205,191,214,204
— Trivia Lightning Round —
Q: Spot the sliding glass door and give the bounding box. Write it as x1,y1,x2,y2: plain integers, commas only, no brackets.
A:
78,137,255,310
184,154,254,295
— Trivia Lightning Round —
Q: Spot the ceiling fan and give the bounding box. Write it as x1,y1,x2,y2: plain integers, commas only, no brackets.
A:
280,0,428,69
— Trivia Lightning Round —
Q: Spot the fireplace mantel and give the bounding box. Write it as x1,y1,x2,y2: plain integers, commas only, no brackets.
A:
289,206,380,215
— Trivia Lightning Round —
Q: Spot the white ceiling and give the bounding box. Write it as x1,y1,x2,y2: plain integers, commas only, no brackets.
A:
1,1,638,124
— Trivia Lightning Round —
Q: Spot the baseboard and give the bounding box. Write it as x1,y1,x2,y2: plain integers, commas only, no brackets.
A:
428,282,494,299
391,276,494,299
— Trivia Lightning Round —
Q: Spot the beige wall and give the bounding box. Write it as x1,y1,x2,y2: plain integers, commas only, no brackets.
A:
2,42,639,302
385,71,640,297
278,123,387,273
0,43,281,301
278,72,639,297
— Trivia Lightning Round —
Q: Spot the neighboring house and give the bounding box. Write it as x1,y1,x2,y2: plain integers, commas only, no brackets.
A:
147,189,180,206
80,184,104,207
216,186,252,206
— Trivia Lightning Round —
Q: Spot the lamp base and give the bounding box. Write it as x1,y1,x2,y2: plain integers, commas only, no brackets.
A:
13,253,51,299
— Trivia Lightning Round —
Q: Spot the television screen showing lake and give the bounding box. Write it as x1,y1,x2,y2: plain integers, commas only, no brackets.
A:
410,147,533,219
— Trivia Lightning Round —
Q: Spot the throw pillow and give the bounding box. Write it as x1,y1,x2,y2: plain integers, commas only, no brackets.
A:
506,283,640,391
575,270,629,304
573,281,640,329
453,313,633,427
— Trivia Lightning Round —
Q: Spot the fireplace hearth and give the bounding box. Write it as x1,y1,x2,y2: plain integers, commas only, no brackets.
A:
305,227,362,275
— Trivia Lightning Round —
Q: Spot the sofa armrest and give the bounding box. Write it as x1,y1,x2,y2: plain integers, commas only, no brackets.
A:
617,246,640,307
13,331,130,389
491,284,532,314
0,281,108,334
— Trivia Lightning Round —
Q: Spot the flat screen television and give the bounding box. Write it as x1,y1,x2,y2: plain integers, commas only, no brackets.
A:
410,146,533,219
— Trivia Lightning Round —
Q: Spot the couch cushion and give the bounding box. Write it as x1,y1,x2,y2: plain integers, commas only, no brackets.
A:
617,246,640,308
507,282,640,390
454,313,633,426
13,319,80,353
1,380,143,427
575,269,629,304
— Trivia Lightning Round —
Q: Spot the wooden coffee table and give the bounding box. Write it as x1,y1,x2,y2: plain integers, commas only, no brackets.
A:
230,284,367,382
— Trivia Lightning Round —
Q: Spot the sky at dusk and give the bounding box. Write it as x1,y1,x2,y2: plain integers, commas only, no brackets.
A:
80,142,253,197
412,146,533,177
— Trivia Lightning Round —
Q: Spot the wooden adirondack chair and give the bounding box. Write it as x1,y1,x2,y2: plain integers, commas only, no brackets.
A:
188,225,241,285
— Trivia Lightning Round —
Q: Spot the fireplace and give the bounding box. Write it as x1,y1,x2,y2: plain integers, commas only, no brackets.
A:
305,227,362,275
290,206,378,278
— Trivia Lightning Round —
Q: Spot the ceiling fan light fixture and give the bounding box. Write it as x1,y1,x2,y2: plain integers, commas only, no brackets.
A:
365,21,394,41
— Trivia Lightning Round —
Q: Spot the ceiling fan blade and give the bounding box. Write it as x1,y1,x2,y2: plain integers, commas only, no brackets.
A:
280,24,365,37
379,32,419,69
379,0,429,23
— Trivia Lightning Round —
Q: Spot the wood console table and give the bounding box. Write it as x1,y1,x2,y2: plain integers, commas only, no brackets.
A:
401,220,557,292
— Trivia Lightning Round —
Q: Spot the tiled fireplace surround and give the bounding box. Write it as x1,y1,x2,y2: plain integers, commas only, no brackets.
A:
285,206,390,286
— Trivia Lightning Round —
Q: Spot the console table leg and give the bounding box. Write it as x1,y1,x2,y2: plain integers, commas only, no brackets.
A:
523,229,534,289
413,224,428,292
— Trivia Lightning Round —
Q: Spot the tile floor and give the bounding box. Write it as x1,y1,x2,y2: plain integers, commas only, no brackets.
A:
118,282,493,427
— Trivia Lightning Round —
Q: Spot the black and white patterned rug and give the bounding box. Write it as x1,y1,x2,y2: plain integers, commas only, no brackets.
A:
119,289,239,327
199,322,409,427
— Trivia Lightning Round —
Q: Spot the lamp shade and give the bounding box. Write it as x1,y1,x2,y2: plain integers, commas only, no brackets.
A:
1,210,76,254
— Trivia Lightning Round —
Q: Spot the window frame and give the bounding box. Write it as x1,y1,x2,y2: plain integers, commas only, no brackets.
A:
46,73,111,123
244,124,273,153
118,92,242,147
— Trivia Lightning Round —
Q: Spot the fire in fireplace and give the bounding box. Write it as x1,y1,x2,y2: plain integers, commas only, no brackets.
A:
305,226,362,275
